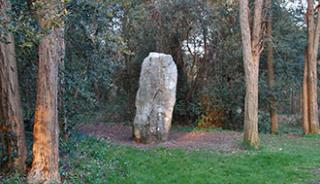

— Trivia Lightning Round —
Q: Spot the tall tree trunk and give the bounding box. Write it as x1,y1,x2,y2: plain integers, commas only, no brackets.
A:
28,28,64,184
240,0,264,148
302,49,310,133
303,0,320,134
243,56,260,147
28,1,64,183
266,0,278,134
0,0,27,173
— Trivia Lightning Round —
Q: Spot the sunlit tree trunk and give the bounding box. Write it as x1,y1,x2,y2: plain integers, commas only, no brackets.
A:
239,0,264,148
266,0,278,134
0,0,27,173
303,0,320,134
28,1,64,183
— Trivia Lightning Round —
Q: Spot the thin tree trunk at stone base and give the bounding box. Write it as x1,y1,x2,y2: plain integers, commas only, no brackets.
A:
0,0,27,173
266,0,278,134
27,28,64,184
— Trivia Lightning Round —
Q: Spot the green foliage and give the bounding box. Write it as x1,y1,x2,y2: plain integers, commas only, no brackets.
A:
258,112,271,133
264,0,306,114
64,0,129,120
1,173,26,184
6,0,310,130
7,1,39,121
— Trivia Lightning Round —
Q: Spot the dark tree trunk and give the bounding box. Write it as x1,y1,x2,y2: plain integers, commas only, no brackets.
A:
0,0,27,173
266,0,278,134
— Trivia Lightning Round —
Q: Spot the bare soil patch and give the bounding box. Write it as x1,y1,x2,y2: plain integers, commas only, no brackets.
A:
77,123,244,153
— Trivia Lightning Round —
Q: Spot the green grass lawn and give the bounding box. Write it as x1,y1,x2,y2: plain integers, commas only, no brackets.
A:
63,133,320,184
2,133,320,184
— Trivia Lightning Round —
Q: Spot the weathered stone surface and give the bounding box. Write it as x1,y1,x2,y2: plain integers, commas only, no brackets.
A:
133,52,177,143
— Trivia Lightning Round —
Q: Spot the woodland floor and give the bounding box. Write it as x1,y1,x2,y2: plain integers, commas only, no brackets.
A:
76,123,306,153
77,123,243,153
2,122,320,184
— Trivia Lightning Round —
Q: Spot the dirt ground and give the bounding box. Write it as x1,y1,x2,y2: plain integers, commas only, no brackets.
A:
77,123,244,153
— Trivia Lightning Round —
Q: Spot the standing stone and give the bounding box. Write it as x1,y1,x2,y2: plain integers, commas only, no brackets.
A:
133,52,178,143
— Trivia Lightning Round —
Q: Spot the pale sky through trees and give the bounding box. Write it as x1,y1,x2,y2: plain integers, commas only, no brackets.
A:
285,0,306,9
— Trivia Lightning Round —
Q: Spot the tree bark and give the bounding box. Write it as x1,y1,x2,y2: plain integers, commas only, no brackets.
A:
303,0,320,134
28,1,64,183
240,0,264,148
302,49,310,133
27,28,64,184
0,0,27,173
266,0,278,134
